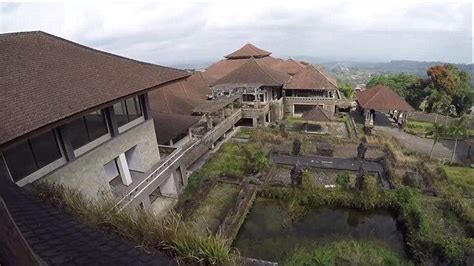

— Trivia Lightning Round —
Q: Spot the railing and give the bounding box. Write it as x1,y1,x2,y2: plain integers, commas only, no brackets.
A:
203,109,241,143
114,139,201,211
285,96,339,102
114,109,242,211
241,104,270,118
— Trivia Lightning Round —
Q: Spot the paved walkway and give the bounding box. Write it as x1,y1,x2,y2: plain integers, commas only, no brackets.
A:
270,153,390,188
372,112,469,164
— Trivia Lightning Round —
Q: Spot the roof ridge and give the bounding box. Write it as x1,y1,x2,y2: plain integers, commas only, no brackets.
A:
364,86,385,106
15,31,187,75
253,57,283,84
313,65,338,88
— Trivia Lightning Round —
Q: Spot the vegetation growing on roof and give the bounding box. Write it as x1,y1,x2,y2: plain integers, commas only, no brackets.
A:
34,183,237,265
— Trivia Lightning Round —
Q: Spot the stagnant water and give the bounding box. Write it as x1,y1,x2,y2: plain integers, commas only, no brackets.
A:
233,198,406,262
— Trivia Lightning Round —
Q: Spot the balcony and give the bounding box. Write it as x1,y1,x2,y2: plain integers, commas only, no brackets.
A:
241,103,270,118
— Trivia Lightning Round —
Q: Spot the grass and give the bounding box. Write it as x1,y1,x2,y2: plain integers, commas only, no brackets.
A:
34,182,237,264
441,165,474,198
283,239,411,266
258,171,474,264
234,128,253,138
188,183,240,235
406,120,474,138
184,142,247,195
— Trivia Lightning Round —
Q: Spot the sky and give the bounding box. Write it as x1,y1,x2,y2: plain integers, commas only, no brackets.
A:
0,1,472,66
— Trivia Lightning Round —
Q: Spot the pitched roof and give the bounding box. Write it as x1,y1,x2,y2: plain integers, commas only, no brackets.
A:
224,43,271,59
151,111,200,144
356,85,414,111
302,106,332,122
0,183,172,265
212,57,290,87
148,71,214,115
275,59,305,75
205,56,284,79
0,31,189,147
283,64,338,90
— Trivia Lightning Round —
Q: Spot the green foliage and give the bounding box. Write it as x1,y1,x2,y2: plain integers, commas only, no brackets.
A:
284,240,411,266
336,173,350,190
338,81,354,98
34,183,236,264
424,64,473,115
243,145,269,174
366,73,419,98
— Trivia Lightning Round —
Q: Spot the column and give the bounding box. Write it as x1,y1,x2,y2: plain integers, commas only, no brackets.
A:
117,153,132,186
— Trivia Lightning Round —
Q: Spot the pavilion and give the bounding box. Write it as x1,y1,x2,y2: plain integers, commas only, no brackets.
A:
356,85,414,130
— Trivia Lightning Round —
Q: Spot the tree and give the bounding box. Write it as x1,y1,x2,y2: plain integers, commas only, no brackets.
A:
426,64,473,116
426,123,446,159
448,116,468,163
366,73,418,98
338,81,354,98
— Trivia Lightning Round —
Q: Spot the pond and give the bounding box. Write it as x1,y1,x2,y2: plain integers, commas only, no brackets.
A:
233,198,406,262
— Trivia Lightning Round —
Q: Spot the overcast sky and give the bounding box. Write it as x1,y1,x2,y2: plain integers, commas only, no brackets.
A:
1,2,472,66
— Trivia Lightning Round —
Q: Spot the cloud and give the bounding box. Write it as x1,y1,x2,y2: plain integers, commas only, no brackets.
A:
0,2,472,65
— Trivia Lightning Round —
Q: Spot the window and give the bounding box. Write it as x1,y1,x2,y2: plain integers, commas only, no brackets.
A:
64,110,108,150
113,96,142,127
242,94,255,102
3,130,62,182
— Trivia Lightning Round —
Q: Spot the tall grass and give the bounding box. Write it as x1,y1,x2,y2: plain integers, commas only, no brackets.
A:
34,182,237,264
283,239,411,266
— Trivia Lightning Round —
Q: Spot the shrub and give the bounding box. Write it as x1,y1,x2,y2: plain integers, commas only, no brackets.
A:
336,173,351,190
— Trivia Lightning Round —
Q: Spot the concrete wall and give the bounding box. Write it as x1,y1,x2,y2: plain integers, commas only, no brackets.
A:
41,119,160,199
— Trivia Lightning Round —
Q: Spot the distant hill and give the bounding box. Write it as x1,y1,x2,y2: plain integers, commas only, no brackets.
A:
293,57,474,87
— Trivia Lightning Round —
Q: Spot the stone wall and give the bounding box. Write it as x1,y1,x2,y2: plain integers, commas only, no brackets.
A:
41,119,160,199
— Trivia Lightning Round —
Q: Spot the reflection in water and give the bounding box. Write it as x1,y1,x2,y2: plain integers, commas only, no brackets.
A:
233,198,405,262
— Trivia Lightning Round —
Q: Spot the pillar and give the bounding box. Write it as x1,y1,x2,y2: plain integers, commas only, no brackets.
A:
252,118,258,128
117,153,132,186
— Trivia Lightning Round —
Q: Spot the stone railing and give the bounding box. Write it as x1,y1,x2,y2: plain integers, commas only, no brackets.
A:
241,103,270,118
114,140,200,211
202,109,242,144
285,96,339,102
115,109,242,211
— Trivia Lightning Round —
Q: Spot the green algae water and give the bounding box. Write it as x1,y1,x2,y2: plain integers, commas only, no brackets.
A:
233,198,406,262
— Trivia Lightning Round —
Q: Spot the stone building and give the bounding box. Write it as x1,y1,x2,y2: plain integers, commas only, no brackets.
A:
283,64,345,117
0,31,191,213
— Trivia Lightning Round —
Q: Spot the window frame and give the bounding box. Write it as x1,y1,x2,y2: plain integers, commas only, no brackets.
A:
2,129,67,186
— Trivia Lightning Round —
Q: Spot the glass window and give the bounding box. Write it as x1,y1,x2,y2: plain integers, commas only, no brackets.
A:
64,111,108,150
4,140,38,182
113,101,129,128
84,111,108,140
30,130,61,168
65,117,89,150
126,97,142,121
4,130,62,182
113,96,143,127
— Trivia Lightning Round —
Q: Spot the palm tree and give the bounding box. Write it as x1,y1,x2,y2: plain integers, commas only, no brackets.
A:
448,116,468,163
426,123,445,159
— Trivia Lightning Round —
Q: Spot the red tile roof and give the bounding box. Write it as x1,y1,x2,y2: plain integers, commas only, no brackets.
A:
357,85,414,111
212,57,290,87
205,56,283,79
283,65,338,90
148,71,214,144
275,59,305,75
0,31,189,147
302,106,332,122
151,111,200,145
224,43,271,59
148,71,214,115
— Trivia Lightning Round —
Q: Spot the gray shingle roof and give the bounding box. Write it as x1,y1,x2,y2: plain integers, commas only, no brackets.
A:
0,31,189,147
